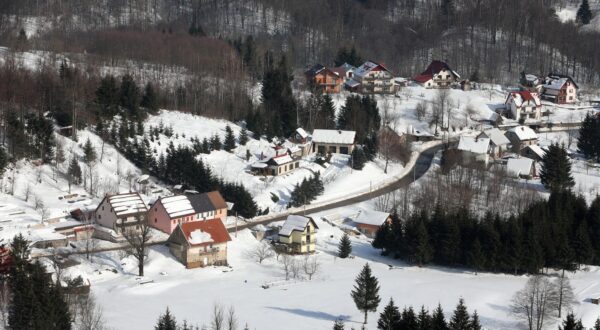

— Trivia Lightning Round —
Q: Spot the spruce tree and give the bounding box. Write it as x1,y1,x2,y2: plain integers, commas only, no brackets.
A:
400,307,418,329
467,238,485,275
576,0,593,25
333,318,345,330
338,233,352,258
83,138,97,163
351,147,368,170
96,75,119,117
540,143,575,192
239,127,249,146
155,307,178,330
141,82,159,114
377,298,401,330
319,94,337,129
0,147,8,176
224,125,236,152
470,311,482,330
211,134,222,151
351,263,381,324
119,74,141,119
577,113,599,161
448,298,470,330
68,157,82,185
417,306,432,330
372,222,390,253
431,304,449,330
560,312,584,330
594,318,600,330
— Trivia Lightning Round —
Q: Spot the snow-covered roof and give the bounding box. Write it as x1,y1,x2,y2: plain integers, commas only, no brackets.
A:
296,128,308,138
457,136,490,154
268,153,294,166
480,129,510,146
353,209,390,227
525,145,546,159
345,79,360,88
279,215,315,236
312,129,356,145
508,91,541,107
251,162,268,169
161,195,195,218
508,126,538,141
354,61,390,78
507,158,534,177
107,193,148,217
189,229,213,245
543,78,569,90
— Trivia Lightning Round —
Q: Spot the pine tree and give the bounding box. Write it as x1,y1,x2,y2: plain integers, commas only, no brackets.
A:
572,221,594,267
351,263,381,324
431,304,449,330
351,147,368,170
339,233,352,258
467,238,485,275
96,75,119,117
540,143,575,192
470,311,482,330
319,94,337,129
594,318,600,330
333,318,345,330
417,306,432,330
202,137,211,154
576,0,593,25
68,157,82,185
83,138,97,164
372,222,390,253
155,307,178,330
577,113,599,161
211,134,222,151
560,312,584,330
224,125,236,152
239,127,249,146
119,74,141,119
141,82,159,114
400,307,419,330
0,147,8,176
377,298,401,330
448,298,470,330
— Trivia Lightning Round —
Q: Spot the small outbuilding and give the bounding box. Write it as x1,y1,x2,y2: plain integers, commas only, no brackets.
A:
311,129,356,155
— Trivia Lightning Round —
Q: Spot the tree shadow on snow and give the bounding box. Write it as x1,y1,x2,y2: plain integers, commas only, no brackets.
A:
265,306,353,323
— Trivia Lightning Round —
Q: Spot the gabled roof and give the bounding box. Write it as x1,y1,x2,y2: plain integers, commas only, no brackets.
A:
507,158,534,177
414,60,460,83
206,191,228,210
545,73,578,89
188,193,216,214
352,209,390,227
305,64,326,76
479,129,510,146
279,215,318,237
312,129,356,145
178,219,231,246
507,126,538,141
354,61,392,78
457,136,490,154
104,193,148,217
507,91,541,107
296,127,308,139
524,145,546,159
160,195,195,218
266,153,295,166
157,191,227,219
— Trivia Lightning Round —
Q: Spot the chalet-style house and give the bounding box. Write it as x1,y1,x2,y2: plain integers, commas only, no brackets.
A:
414,60,460,88
351,61,395,94
305,64,342,94
278,215,318,254
521,145,546,161
332,63,356,85
351,209,391,238
148,191,228,234
505,126,538,151
167,218,231,268
541,73,578,104
292,127,309,144
94,192,148,234
251,153,300,176
506,158,535,178
312,129,356,155
505,91,542,121
477,128,510,158
457,136,490,164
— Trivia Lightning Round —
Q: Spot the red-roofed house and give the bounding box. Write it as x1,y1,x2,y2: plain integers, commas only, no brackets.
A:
541,73,578,104
505,91,542,121
352,61,396,94
414,60,460,88
167,218,231,268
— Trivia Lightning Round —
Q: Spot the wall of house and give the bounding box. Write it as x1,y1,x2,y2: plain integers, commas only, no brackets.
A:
432,69,456,87
313,72,341,93
279,222,316,254
312,143,354,155
185,243,228,268
272,161,300,176
148,200,174,234
357,224,380,238
94,198,118,230
564,82,577,104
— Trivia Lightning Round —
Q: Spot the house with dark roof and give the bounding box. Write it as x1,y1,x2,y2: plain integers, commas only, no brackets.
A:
148,191,228,234
505,91,542,121
305,64,342,94
541,73,578,104
414,60,460,88
94,192,148,234
167,218,231,268
251,153,300,177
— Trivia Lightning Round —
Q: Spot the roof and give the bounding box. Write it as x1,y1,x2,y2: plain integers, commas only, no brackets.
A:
251,162,268,169
312,129,356,145
545,73,578,89
296,127,308,138
507,158,534,177
188,193,217,214
105,193,148,217
305,64,325,76
161,195,195,218
267,153,294,166
345,79,360,88
414,60,460,83
354,61,391,78
457,136,490,154
525,145,546,159
180,219,231,246
158,191,226,219
508,126,538,141
480,129,510,146
508,91,541,107
353,209,390,227
279,215,318,236
206,191,228,210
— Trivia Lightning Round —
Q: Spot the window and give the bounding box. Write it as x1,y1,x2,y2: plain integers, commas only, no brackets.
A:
569,96,573,100
155,207,157,212
98,215,101,219
102,206,104,211
154,218,157,223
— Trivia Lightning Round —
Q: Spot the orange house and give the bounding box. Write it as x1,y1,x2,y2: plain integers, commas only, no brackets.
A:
305,64,342,94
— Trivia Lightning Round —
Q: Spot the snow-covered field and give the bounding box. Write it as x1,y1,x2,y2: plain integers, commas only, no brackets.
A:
555,1,600,33
58,204,600,330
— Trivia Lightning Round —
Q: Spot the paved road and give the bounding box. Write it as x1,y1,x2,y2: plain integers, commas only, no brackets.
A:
233,143,444,231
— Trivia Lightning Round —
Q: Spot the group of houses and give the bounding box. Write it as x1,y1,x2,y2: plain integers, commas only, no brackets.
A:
520,72,579,105
456,125,543,178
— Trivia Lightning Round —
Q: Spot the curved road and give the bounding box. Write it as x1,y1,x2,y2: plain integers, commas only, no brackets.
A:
234,143,444,231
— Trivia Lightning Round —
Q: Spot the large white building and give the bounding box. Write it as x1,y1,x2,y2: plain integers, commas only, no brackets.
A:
311,129,356,155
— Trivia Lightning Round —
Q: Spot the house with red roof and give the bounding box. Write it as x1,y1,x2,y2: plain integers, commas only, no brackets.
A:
541,73,578,104
505,91,542,121
414,60,460,88
167,218,231,268
351,61,396,94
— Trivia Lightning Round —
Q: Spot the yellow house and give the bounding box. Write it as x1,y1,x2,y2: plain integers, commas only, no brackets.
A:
278,215,318,254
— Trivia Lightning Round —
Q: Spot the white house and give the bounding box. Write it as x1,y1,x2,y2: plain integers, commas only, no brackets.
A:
477,128,510,158
541,73,578,104
521,145,546,161
414,60,460,88
505,91,542,121
505,126,538,151
457,136,490,164
351,61,395,94
506,158,535,178
94,192,148,234
311,129,356,155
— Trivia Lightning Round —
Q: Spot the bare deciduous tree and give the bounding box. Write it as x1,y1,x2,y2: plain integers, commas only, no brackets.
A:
302,255,320,280
554,275,575,318
75,293,105,330
511,276,559,330
121,214,152,276
226,305,238,330
247,242,274,264
280,254,294,280
211,303,225,330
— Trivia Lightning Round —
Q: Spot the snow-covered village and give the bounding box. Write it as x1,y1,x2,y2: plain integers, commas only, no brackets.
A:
2,1,600,330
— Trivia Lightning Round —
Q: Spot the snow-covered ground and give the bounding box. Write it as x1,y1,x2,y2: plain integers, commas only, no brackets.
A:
57,203,600,330
555,1,600,33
